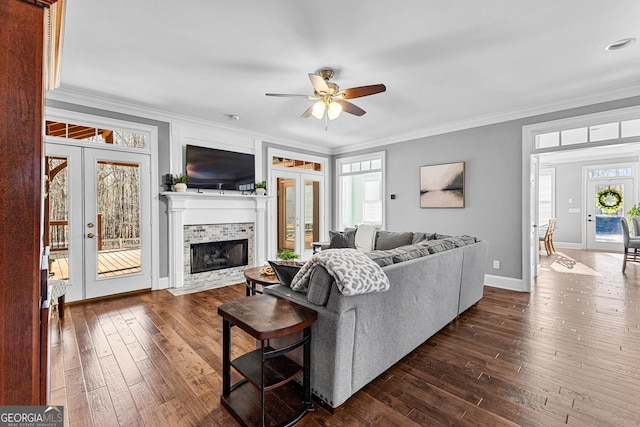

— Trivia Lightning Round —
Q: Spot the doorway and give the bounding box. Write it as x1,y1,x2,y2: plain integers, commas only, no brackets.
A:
45,143,152,301
273,170,324,260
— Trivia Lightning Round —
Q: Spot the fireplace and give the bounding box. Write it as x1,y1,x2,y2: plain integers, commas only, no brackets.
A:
190,239,248,274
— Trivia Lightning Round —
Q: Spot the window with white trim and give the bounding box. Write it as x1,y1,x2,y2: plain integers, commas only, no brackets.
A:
337,152,385,230
538,168,555,227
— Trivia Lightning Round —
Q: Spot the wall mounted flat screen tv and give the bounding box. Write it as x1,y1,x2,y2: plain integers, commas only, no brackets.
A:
185,145,255,191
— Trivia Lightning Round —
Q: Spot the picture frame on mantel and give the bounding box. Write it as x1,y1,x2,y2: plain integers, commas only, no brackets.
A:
419,161,465,208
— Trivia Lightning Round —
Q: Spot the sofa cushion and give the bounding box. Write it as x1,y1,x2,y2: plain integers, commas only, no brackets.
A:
329,229,356,249
412,232,436,245
268,261,302,288
375,231,414,250
418,239,456,254
307,265,333,306
364,250,395,267
441,235,477,248
390,245,431,263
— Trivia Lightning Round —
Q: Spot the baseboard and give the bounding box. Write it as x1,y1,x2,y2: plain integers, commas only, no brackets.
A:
484,274,527,292
155,277,169,290
553,241,583,249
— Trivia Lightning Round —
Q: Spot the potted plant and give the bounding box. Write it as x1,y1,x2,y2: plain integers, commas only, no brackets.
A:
276,248,301,265
173,174,188,192
627,204,640,218
255,180,267,196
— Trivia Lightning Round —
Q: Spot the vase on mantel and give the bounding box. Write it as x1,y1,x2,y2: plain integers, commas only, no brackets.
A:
174,183,187,192
256,188,266,196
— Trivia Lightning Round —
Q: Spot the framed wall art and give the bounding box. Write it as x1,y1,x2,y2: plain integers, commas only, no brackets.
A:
419,161,465,208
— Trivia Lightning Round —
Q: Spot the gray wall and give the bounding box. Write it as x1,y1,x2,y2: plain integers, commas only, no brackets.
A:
547,156,639,244
45,100,172,277
337,95,640,280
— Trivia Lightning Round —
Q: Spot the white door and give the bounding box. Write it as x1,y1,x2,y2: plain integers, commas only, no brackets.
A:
272,170,324,260
45,143,152,300
586,178,634,251
530,155,540,279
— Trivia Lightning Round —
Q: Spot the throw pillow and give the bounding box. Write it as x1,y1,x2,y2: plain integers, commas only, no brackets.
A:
328,229,356,249
374,231,414,250
354,224,377,252
268,261,302,288
307,265,333,306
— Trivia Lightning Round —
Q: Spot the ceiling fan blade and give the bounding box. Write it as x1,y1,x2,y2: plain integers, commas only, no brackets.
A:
308,73,330,94
300,105,314,118
341,84,386,99
266,93,309,97
336,100,366,117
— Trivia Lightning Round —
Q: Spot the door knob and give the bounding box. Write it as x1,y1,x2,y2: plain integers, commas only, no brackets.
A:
87,222,94,228
87,232,95,238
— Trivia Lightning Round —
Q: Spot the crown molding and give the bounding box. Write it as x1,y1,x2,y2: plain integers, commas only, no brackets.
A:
45,86,333,155
332,81,640,155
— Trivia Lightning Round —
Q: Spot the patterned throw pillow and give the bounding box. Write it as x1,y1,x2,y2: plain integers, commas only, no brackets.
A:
268,261,302,288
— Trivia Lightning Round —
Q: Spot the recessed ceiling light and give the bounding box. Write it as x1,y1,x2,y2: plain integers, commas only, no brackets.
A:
605,38,636,51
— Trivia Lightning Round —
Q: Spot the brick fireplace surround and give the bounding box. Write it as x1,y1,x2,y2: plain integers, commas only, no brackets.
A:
163,192,269,289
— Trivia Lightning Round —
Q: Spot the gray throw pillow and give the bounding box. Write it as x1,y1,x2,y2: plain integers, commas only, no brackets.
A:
307,265,333,306
365,250,395,267
268,261,302,288
390,245,430,263
411,232,436,244
421,240,456,254
375,231,414,250
329,229,356,249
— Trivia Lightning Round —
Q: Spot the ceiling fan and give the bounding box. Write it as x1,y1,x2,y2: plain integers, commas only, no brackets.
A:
266,69,386,129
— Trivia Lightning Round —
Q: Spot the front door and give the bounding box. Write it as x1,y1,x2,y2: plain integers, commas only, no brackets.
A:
45,143,151,301
586,178,634,251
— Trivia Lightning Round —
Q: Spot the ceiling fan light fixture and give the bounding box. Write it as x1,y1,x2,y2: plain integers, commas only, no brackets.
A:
328,101,342,120
311,101,326,119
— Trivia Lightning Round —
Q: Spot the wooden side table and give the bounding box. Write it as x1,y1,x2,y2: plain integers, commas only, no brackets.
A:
218,295,317,427
244,266,280,296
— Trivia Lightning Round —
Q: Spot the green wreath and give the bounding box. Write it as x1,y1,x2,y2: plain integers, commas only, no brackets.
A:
596,187,623,213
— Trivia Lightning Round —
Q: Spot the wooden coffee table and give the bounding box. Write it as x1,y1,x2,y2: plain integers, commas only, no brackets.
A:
218,294,318,427
243,266,280,296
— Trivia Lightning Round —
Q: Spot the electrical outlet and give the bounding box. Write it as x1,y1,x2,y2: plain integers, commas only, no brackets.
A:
493,260,500,269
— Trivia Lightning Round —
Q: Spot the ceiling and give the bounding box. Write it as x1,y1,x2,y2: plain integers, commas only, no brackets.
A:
52,0,640,152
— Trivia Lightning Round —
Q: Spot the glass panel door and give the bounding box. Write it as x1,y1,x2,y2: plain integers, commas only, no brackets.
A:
586,178,633,251
277,176,297,254
85,148,151,299
273,171,324,260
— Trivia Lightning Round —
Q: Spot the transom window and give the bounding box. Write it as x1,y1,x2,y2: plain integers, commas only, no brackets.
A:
272,156,323,172
587,167,632,178
535,118,640,149
46,120,148,149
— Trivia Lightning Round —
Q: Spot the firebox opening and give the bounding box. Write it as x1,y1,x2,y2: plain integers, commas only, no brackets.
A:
190,239,248,274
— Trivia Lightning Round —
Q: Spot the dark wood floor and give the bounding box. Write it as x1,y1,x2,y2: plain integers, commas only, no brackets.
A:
49,249,640,426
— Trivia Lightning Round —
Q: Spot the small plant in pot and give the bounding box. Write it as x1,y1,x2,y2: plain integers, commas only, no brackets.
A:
173,174,188,192
255,181,267,196
276,249,301,266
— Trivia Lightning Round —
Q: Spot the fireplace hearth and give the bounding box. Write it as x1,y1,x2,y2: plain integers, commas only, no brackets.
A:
190,239,248,274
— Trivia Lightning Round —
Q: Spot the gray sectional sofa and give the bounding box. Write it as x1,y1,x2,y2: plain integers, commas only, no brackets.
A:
264,231,489,409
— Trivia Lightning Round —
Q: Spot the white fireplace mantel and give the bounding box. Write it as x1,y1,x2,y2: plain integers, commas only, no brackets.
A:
162,191,270,288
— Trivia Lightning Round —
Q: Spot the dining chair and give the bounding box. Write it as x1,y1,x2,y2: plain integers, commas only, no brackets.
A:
539,218,557,256
620,217,640,272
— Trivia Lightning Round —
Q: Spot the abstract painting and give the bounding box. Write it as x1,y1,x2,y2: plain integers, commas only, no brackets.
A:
419,161,465,208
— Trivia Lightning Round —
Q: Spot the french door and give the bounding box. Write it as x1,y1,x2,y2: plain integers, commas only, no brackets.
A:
45,143,151,301
272,170,324,260
586,178,634,251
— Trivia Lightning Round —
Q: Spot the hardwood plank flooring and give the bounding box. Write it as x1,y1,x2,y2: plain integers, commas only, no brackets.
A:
48,249,640,426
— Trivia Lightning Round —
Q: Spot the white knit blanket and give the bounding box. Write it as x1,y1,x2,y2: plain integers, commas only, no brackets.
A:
291,249,390,296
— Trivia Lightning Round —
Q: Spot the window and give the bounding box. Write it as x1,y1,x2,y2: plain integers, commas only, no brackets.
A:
538,169,555,227
337,152,385,230
534,116,640,149
46,120,148,149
